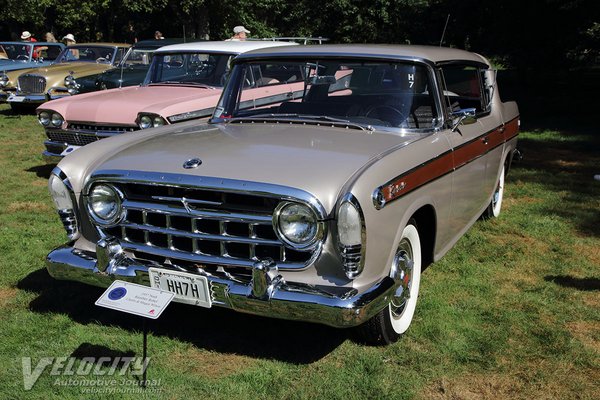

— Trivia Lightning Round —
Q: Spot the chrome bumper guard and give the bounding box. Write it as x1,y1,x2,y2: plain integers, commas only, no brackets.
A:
46,242,398,328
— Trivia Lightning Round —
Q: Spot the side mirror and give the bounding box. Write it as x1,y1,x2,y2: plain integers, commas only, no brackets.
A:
451,108,477,132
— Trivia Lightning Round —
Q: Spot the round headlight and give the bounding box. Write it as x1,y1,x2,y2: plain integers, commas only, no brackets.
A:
139,115,152,129
0,74,8,87
64,75,75,85
153,117,165,127
51,113,63,127
88,184,122,223
38,111,50,126
275,202,319,248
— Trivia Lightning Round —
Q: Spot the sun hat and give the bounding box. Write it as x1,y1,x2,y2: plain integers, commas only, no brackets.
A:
21,31,32,40
62,34,76,42
233,26,250,34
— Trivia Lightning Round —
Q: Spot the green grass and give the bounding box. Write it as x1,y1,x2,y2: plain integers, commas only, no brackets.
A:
0,104,598,399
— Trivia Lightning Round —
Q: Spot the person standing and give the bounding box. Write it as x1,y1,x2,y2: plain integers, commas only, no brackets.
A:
44,32,57,42
126,22,138,44
21,31,37,42
226,26,250,41
21,31,41,58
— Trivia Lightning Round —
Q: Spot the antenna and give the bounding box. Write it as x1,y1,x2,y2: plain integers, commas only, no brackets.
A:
183,25,186,43
439,14,450,47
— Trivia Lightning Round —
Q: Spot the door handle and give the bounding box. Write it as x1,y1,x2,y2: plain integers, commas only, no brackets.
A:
482,136,489,145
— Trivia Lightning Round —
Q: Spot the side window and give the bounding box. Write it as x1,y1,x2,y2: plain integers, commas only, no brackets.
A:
441,65,488,114
113,48,126,64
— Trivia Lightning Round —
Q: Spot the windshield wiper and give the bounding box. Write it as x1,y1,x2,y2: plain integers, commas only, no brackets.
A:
228,113,374,131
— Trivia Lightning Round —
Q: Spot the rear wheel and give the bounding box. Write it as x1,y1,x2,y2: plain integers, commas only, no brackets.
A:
484,165,505,219
356,221,422,345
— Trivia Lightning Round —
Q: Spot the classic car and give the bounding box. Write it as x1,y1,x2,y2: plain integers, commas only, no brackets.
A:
46,44,519,344
0,41,65,101
5,42,129,111
71,39,186,94
37,40,297,161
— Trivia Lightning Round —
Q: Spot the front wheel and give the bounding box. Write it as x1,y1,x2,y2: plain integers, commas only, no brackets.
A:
356,221,422,345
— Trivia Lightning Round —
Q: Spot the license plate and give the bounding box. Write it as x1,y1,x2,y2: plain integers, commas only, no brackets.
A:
148,268,211,308
8,95,25,103
60,145,81,156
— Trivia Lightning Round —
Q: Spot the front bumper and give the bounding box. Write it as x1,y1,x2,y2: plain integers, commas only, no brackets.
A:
46,244,397,328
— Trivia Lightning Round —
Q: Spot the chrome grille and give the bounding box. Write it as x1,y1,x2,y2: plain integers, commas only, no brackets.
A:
18,74,46,94
100,182,314,270
47,131,100,146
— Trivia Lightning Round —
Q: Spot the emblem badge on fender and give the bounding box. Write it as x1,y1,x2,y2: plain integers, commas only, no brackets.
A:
183,158,202,169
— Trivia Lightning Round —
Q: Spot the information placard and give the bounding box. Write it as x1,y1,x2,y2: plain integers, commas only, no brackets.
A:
95,280,175,319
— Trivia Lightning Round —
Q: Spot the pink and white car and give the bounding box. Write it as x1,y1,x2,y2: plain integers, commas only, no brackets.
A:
37,40,297,162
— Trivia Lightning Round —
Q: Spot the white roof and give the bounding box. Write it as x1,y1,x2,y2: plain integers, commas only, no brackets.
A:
154,40,298,54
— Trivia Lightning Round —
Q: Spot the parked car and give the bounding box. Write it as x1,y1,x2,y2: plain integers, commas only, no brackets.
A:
46,44,519,344
72,39,187,94
4,43,129,111
0,41,65,101
37,40,297,161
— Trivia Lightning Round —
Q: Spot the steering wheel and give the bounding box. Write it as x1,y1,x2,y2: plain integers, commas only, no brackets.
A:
96,57,109,63
16,55,29,61
365,105,407,127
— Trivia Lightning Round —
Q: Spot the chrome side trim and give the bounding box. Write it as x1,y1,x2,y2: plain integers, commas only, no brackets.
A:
46,244,399,328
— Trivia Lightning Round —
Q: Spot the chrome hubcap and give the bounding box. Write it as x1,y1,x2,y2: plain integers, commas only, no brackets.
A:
390,238,413,318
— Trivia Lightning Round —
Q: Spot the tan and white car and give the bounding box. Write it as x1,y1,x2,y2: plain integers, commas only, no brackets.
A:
46,44,519,344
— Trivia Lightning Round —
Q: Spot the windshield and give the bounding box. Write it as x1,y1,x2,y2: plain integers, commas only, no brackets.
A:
55,46,116,64
120,48,156,67
213,59,440,131
144,52,234,87
0,43,32,61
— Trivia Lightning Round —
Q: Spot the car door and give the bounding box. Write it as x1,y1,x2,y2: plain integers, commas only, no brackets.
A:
440,63,491,230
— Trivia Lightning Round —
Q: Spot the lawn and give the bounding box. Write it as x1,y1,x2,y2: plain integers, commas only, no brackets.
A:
0,100,598,399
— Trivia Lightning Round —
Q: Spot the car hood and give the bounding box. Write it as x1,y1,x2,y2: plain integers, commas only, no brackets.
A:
90,122,421,212
45,86,223,125
26,62,113,80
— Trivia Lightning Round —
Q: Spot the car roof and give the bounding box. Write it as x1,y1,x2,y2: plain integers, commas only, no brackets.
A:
234,44,490,66
154,40,298,54
0,41,64,46
68,43,130,48
133,38,189,49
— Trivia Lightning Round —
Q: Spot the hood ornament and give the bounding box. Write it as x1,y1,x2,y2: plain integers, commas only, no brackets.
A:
183,158,202,169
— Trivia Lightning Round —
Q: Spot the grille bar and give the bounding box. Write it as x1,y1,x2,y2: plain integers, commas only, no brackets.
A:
121,241,259,268
124,200,273,223
120,222,282,246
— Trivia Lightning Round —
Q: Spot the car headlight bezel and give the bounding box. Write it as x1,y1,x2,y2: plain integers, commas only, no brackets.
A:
0,74,8,88
273,201,323,250
64,74,79,95
86,183,124,226
137,113,167,129
50,112,64,127
38,110,51,126
337,193,366,279
48,169,79,240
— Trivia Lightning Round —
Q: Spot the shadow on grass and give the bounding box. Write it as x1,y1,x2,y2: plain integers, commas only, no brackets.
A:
26,164,56,179
511,134,600,237
544,275,600,291
18,268,347,364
